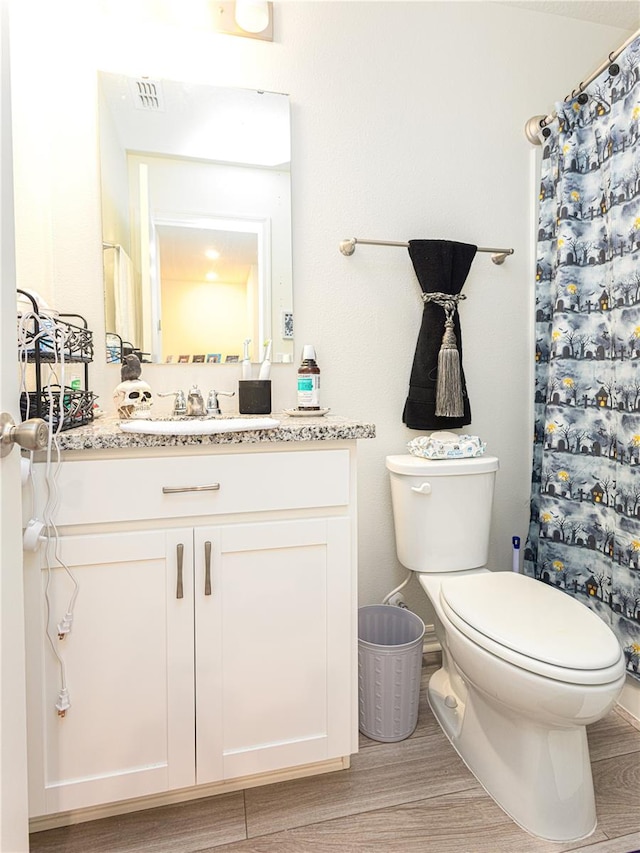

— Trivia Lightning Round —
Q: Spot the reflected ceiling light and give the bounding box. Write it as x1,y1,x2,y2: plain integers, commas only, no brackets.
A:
205,271,219,281
212,2,273,41
205,248,220,260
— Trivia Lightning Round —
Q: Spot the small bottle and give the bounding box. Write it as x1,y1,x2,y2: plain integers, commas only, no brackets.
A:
70,375,81,392
297,345,320,410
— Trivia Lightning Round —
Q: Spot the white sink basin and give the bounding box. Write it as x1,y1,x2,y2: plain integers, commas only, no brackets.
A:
118,417,280,435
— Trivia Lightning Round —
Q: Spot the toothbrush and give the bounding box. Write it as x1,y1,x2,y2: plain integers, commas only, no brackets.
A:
242,338,252,380
512,536,521,573
258,339,272,380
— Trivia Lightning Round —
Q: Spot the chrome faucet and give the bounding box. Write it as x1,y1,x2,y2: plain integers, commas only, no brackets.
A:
157,389,187,415
158,387,235,416
206,389,236,415
186,385,205,417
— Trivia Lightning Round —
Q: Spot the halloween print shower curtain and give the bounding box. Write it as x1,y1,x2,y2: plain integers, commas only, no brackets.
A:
524,36,640,682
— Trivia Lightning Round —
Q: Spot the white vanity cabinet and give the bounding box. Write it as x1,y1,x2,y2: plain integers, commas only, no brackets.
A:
194,516,352,784
24,527,197,816
24,443,358,820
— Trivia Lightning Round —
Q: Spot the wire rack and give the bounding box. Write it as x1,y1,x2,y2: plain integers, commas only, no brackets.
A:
17,290,96,430
20,387,98,432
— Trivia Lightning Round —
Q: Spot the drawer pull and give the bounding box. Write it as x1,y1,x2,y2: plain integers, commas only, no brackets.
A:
176,543,184,599
204,541,212,596
162,483,220,494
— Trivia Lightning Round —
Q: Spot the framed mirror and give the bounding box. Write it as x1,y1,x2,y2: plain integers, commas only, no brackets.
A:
98,72,292,364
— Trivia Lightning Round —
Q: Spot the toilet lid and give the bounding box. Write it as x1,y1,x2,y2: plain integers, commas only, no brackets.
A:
440,572,622,672
385,454,499,476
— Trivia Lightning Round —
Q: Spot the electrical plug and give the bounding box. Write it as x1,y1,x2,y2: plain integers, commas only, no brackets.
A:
57,612,73,639
56,688,70,716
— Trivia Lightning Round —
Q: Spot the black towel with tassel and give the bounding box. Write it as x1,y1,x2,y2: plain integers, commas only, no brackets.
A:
402,240,477,430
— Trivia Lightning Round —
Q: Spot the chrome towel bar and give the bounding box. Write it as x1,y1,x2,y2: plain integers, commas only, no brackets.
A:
339,237,514,265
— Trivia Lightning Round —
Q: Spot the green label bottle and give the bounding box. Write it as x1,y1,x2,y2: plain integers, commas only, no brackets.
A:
297,345,320,410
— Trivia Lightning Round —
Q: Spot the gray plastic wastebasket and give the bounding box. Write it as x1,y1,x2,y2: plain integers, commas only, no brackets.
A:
358,604,425,743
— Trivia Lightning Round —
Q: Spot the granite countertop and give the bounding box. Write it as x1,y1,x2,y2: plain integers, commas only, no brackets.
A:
51,413,376,451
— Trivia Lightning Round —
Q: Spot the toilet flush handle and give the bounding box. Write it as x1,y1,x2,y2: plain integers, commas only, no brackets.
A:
411,482,432,495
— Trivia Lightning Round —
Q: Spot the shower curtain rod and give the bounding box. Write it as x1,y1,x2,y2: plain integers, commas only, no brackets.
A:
525,25,640,144
339,237,514,265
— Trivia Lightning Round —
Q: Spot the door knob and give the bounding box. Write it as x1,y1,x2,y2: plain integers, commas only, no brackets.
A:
0,412,49,458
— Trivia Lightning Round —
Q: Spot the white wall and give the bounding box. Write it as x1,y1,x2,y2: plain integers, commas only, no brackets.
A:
9,1,637,704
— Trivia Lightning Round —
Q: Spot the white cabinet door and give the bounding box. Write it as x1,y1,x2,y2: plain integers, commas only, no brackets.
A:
26,529,195,815
194,517,352,784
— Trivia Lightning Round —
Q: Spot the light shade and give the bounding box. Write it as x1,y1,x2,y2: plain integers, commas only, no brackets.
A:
234,1,270,33
212,1,273,41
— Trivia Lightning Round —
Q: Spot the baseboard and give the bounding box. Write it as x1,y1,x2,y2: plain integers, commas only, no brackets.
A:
616,675,640,728
29,756,350,833
423,624,441,654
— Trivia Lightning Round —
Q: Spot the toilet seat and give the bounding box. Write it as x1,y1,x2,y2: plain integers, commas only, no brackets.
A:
439,572,624,686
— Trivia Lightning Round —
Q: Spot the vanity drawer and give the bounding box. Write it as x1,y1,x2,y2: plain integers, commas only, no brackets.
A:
37,449,350,526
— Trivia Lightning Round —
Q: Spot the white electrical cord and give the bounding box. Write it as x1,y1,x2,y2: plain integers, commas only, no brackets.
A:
382,570,413,604
18,303,80,715
17,310,56,420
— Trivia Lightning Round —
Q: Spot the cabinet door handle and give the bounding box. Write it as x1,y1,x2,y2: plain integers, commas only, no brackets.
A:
176,543,184,599
204,541,212,596
162,483,220,494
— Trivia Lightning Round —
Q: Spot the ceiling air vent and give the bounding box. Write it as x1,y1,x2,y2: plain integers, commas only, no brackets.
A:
129,78,165,111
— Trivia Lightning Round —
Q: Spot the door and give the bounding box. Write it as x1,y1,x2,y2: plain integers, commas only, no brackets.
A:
0,2,29,848
138,162,161,359
195,517,352,784
25,529,195,815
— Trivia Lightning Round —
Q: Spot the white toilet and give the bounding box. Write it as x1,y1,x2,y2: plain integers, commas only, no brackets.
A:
386,453,626,843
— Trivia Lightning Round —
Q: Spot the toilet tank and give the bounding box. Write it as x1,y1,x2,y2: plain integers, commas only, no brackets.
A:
386,454,499,573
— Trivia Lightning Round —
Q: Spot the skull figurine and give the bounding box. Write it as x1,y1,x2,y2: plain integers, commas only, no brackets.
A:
113,379,153,419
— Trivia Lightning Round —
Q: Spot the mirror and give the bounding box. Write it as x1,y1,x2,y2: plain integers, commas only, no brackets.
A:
98,72,293,364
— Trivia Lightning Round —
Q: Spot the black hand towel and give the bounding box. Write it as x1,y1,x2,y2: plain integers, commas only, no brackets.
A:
402,239,477,431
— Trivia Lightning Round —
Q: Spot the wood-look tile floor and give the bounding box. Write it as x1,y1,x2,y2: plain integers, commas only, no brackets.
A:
29,654,640,853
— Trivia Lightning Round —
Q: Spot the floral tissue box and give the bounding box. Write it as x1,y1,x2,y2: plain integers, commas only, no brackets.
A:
408,432,486,460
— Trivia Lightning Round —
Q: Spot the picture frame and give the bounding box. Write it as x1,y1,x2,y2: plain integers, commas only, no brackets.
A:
206,353,222,363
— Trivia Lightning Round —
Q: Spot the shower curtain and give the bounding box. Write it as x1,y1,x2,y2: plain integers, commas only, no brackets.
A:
524,36,640,682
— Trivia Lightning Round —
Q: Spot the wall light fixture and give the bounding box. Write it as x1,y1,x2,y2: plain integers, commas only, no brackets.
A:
213,1,273,41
